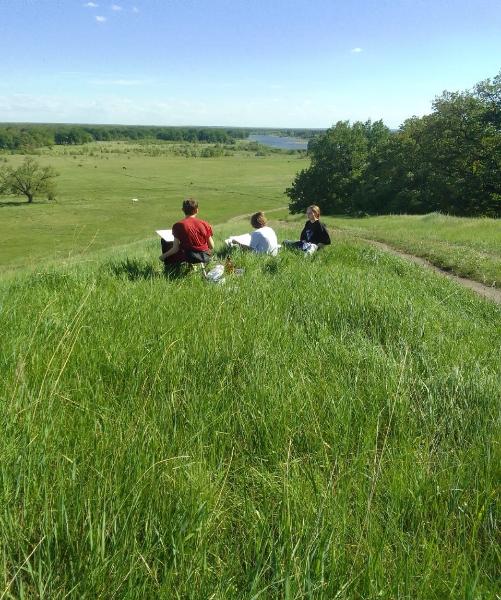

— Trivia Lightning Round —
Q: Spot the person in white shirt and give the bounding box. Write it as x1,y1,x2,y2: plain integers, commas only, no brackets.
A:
230,212,279,256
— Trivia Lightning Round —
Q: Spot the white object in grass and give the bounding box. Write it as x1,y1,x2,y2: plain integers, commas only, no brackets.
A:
205,264,225,284
225,233,252,247
156,229,174,242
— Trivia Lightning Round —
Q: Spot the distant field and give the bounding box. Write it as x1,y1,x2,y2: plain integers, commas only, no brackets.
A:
1,224,499,598
0,142,306,272
329,213,501,287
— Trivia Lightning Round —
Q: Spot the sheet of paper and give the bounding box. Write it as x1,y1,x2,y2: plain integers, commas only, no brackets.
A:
156,229,174,242
225,233,252,246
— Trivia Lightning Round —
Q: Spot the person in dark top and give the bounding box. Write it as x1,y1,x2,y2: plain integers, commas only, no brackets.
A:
159,198,214,265
284,204,331,251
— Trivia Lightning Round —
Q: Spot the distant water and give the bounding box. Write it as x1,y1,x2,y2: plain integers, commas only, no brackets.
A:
248,134,308,150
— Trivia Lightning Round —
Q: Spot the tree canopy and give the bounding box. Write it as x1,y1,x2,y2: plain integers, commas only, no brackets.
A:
0,157,58,203
287,71,501,218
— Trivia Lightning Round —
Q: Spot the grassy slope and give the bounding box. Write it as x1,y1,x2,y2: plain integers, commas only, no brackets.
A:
1,221,500,599
329,213,501,287
0,146,306,272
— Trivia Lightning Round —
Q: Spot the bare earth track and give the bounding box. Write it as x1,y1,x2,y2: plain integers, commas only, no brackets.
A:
357,237,501,305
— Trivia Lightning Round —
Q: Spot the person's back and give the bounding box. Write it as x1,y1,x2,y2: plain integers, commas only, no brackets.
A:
173,216,212,252
250,225,279,255
160,198,214,265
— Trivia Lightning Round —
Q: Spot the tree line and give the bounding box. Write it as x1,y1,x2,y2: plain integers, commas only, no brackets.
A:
287,71,501,217
0,124,250,151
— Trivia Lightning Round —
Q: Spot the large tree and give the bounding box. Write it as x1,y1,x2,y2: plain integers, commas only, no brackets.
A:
361,74,501,217
287,71,501,217
287,120,390,215
0,157,59,203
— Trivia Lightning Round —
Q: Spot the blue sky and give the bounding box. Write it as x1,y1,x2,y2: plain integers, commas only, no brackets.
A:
0,0,499,127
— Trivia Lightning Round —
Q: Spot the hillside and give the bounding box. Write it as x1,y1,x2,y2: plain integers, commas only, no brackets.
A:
1,221,500,598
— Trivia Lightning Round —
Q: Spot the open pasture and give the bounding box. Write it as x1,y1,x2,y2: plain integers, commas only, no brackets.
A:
329,213,501,287
1,222,500,598
0,143,306,273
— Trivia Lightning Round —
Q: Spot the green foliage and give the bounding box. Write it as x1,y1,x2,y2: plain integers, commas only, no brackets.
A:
0,124,251,152
0,157,58,203
287,120,390,215
287,71,501,217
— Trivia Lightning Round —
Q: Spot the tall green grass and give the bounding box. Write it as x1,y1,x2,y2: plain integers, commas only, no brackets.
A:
1,227,500,598
329,213,501,287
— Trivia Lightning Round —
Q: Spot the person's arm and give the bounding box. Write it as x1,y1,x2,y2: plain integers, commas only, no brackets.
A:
207,236,214,250
316,222,331,249
159,237,180,261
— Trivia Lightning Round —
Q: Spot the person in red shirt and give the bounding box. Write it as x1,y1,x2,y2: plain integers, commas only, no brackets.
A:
160,198,214,265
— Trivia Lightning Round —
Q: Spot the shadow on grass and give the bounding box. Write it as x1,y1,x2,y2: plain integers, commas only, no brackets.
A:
105,257,196,281
0,200,31,207
106,258,160,281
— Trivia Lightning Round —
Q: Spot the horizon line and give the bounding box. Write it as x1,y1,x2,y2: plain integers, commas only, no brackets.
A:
0,120,329,130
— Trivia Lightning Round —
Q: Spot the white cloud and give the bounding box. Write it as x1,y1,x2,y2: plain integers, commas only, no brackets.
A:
0,91,430,129
111,3,122,10
84,2,98,7
350,47,363,53
95,15,107,22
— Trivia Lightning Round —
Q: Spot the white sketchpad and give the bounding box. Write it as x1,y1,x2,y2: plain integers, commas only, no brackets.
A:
156,229,174,242
225,233,252,247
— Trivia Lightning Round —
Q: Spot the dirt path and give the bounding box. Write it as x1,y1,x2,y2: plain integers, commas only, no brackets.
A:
358,237,501,305
227,214,501,304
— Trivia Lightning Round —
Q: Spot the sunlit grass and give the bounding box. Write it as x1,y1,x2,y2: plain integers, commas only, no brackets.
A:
0,144,306,273
329,213,501,287
1,225,499,598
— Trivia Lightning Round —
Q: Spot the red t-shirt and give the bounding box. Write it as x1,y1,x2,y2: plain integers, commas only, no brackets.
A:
172,217,213,252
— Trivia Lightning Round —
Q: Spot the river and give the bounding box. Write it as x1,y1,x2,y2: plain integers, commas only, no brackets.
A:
247,134,308,150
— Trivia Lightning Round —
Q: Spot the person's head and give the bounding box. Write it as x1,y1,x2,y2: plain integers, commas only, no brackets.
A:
182,198,199,216
306,204,320,223
250,211,267,229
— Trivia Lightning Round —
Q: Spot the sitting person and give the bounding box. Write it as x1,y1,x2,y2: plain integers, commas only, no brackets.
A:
159,198,214,265
227,211,279,256
283,204,330,252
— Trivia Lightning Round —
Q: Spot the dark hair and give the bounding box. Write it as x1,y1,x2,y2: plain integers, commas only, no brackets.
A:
250,211,267,229
182,198,199,215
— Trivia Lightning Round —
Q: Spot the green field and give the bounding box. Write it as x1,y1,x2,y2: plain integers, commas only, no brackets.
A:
0,143,306,273
1,147,500,598
1,222,500,598
330,213,501,288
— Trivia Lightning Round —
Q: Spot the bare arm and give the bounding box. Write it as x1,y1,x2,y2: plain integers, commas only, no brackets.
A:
208,236,214,250
159,237,180,261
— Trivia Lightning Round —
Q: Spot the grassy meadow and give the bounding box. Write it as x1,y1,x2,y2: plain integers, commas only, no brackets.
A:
329,213,501,288
0,142,305,273
1,144,500,598
1,216,500,598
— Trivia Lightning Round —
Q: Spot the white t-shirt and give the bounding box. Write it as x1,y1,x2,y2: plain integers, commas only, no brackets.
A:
249,226,279,255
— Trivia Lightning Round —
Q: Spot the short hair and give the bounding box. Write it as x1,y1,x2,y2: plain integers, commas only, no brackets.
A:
250,211,267,229
307,205,320,219
182,198,199,215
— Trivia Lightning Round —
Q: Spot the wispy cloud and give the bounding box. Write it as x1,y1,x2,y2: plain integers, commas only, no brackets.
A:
95,15,107,23
132,6,139,13
111,3,122,10
83,2,98,7
350,47,363,53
